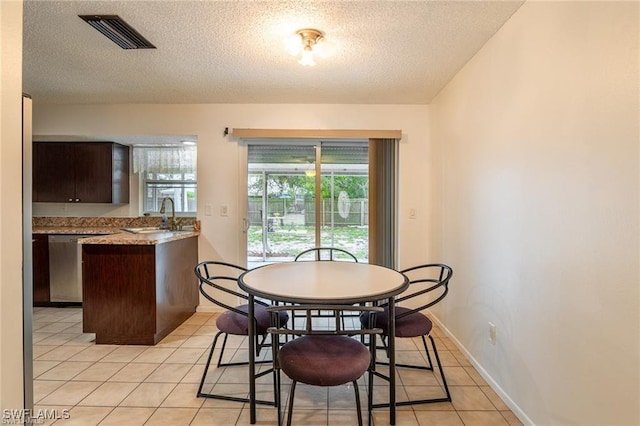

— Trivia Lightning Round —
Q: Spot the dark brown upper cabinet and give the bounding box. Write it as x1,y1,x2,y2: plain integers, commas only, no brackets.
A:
33,142,130,204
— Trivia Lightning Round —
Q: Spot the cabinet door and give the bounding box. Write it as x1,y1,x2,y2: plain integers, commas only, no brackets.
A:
33,142,75,202
74,143,114,203
111,143,130,204
33,142,129,204
32,234,50,304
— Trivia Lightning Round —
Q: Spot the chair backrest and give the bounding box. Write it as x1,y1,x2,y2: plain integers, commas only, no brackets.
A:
294,247,358,262
396,264,453,313
266,304,382,338
194,260,249,316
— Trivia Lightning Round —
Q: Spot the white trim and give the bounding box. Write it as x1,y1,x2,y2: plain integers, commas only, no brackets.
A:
429,313,534,426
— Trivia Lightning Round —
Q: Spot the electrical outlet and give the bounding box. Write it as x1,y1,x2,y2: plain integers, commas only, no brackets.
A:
220,205,229,216
204,204,212,216
409,208,416,219
488,322,497,345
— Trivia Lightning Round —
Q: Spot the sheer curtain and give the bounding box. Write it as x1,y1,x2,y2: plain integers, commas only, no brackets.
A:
132,146,197,175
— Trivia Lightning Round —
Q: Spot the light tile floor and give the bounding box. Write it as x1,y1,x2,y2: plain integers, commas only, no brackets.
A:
32,307,523,425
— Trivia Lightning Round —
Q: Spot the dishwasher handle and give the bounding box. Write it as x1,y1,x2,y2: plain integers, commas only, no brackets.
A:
48,235,81,244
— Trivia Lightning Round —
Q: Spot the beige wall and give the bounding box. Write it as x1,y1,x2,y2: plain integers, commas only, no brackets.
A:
0,0,25,411
430,1,639,425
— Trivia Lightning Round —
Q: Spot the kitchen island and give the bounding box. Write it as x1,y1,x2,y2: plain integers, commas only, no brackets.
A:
79,230,199,345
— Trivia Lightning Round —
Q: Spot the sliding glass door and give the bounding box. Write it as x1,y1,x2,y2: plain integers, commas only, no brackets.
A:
246,142,369,267
319,145,369,257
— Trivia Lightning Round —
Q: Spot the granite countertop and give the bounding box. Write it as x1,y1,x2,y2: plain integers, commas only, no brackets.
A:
33,227,122,235
32,217,200,245
33,227,199,245
77,230,199,245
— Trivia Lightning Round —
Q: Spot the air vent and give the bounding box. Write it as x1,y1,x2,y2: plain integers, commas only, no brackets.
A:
79,15,155,49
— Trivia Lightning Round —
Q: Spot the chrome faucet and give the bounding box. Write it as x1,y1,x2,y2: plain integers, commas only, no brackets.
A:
159,197,176,230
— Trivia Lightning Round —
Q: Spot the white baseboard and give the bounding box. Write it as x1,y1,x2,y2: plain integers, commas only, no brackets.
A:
429,313,534,426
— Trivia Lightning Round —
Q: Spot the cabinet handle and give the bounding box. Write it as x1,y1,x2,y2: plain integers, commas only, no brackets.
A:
68,198,73,202
75,198,80,202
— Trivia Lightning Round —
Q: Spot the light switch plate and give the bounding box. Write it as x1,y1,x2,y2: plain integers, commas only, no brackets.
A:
220,205,228,216
488,322,497,345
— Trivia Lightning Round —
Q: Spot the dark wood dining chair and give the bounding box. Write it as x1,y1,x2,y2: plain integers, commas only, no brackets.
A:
194,260,289,404
267,304,383,426
361,263,453,407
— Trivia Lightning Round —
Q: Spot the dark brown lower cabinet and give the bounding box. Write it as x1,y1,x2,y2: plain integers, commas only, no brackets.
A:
81,237,198,345
33,234,50,305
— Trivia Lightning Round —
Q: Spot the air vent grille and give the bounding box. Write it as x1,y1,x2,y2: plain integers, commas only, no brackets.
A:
79,15,156,49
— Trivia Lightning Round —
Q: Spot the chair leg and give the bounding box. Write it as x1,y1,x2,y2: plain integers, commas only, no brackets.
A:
378,335,436,371
217,333,272,367
353,380,363,426
367,371,374,426
274,365,282,426
286,381,297,426
271,335,282,426
394,334,451,406
197,331,276,405
256,333,269,357
375,335,390,359
270,326,283,426
421,335,434,369
428,334,451,402
371,334,451,408
197,331,224,397
367,332,377,424
215,332,229,367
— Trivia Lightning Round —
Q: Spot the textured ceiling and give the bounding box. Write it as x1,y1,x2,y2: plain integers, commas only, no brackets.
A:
23,0,524,105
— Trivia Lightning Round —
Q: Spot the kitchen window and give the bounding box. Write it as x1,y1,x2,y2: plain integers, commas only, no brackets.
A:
132,145,197,214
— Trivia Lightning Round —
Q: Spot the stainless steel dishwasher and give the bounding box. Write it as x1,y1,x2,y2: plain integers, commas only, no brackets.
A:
48,235,84,302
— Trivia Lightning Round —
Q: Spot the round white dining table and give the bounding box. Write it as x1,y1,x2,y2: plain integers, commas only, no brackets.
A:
240,261,408,304
239,261,409,425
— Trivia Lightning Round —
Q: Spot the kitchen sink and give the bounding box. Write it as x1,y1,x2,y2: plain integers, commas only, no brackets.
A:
122,227,171,234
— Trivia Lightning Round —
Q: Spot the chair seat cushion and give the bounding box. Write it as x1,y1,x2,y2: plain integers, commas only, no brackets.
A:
216,304,288,335
278,335,371,387
360,306,432,338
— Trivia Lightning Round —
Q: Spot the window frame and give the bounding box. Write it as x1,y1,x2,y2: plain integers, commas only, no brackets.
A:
142,175,197,215
133,145,198,215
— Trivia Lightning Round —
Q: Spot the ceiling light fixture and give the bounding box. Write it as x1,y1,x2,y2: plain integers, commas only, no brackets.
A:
288,28,324,67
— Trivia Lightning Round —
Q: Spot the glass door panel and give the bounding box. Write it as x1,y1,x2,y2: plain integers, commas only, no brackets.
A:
320,145,369,262
247,145,316,266
247,143,368,267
